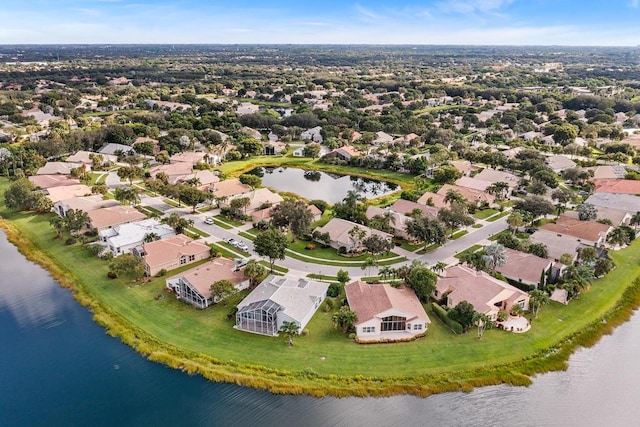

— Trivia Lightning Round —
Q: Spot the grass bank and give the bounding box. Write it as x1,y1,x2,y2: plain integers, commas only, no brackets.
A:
2,179,640,397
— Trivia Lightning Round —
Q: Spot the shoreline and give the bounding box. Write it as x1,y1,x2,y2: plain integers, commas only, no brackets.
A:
2,215,639,397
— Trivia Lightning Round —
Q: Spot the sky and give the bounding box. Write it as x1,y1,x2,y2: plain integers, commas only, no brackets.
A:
1,0,640,46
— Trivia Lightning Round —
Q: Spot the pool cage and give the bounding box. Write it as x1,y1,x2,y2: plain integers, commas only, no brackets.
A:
235,299,283,336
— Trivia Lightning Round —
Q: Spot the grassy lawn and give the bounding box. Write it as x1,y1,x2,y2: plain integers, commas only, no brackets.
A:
399,241,423,252
83,109,145,117
3,178,640,396
208,243,240,259
214,214,244,228
451,230,469,239
472,223,483,229
185,226,210,238
216,241,249,256
454,244,483,259
163,198,180,208
486,211,510,222
489,229,511,241
259,261,289,274
211,217,233,230
238,229,259,240
140,205,164,217
474,208,499,220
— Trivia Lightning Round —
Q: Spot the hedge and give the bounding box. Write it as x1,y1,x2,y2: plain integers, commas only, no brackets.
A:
432,303,464,334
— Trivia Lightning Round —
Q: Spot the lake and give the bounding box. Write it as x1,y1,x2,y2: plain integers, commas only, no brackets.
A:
249,167,398,204
1,228,639,426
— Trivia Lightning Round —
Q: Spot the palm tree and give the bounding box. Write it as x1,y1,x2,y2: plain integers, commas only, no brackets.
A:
472,312,493,339
361,256,378,277
279,321,300,346
49,215,66,239
562,264,595,297
431,261,448,275
444,189,465,206
607,226,631,248
630,211,640,231
482,243,507,272
529,289,550,319
378,266,393,281
143,232,160,243
507,211,524,235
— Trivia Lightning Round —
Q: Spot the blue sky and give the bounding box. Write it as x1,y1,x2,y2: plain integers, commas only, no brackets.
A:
2,0,640,45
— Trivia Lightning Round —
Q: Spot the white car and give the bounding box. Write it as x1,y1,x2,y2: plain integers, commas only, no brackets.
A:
204,217,214,225
236,242,249,251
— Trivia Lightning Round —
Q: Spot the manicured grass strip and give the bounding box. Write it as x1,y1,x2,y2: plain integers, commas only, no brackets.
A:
399,241,423,252
258,261,289,274
454,244,483,259
216,241,249,256
486,211,510,222
474,208,499,220
141,205,164,216
163,198,180,207
186,226,210,238
416,243,439,254
306,273,338,282
489,229,510,241
212,218,233,230
208,242,241,259
452,230,469,239
472,224,483,229
214,215,244,227
238,231,256,240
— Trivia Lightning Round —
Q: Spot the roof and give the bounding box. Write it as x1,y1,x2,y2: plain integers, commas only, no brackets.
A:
592,179,640,195
28,174,80,189
450,160,478,175
66,150,117,165
529,229,586,261
436,184,495,205
236,274,328,324
345,281,429,326
587,165,627,180
546,155,577,172
208,179,251,198
455,176,491,192
168,258,246,300
473,168,520,188
563,207,629,227
314,218,392,248
416,191,447,208
539,215,611,244
101,218,175,249
98,143,134,156
87,205,146,229
436,265,529,316
241,188,284,212
172,169,220,186
149,162,193,178
586,192,640,215
143,234,210,269
45,185,93,203
57,195,120,213
495,248,551,285
390,199,439,218
169,151,208,165
36,162,76,175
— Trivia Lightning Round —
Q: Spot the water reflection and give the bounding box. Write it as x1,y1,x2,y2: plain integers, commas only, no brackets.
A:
255,167,397,204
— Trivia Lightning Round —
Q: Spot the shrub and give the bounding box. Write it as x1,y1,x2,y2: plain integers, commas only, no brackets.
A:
305,243,316,250
327,283,342,298
338,246,347,254
348,333,356,340
65,237,77,246
301,329,309,336
157,269,167,277
432,303,464,334
107,271,118,279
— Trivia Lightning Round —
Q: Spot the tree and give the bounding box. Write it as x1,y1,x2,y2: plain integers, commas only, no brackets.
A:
630,211,640,230
444,189,465,205
360,256,378,277
113,186,140,206
448,301,476,332
336,269,350,286
594,257,615,277
507,211,524,235
279,321,300,346
482,243,507,272
210,279,236,302
553,124,578,145
459,250,486,271
529,289,550,319
4,178,37,211
486,181,509,201
254,228,289,273
438,202,475,237
405,261,438,302
361,234,393,260
472,312,493,339
347,225,367,252
551,187,573,206
179,186,207,213
229,197,250,218
513,196,554,221
64,209,89,236
270,199,314,240
109,254,145,280
333,190,366,224
49,215,67,239
559,253,574,266
405,215,447,250
162,212,193,233
116,165,142,185
332,306,357,333
243,260,267,287
143,232,160,243
433,165,461,184
431,261,448,275
579,246,598,263
577,203,598,221
239,173,262,188
303,142,321,158
527,242,548,259
607,225,634,247
562,264,595,296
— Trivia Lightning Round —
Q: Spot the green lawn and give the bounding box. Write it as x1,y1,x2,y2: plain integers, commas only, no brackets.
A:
486,211,510,222
451,230,469,239
211,217,233,230
214,215,244,227
208,243,240,259
474,208,499,220
163,198,180,208
2,178,640,396
454,244,483,259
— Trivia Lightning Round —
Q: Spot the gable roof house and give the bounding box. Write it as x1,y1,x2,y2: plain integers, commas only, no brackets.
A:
592,179,640,195
473,168,520,190
235,275,328,336
314,218,393,253
300,126,323,143
323,146,361,162
223,188,284,214
44,184,93,204
169,151,213,166
585,192,640,217
437,183,495,207
166,257,249,309
86,205,147,233
546,155,577,173
539,214,612,247
529,229,588,263
372,131,394,145
435,265,530,322
345,281,430,343
455,176,491,192
207,178,252,200
99,218,175,256
495,248,553,289
54,195,120,218
28,174,81,189
36,162,77,176
98,143,134,156
389,199,440,219
142,234,211,277
149,162,193,181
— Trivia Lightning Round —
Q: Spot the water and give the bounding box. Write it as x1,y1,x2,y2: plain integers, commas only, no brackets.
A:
251,167,398,204
1,228,639,427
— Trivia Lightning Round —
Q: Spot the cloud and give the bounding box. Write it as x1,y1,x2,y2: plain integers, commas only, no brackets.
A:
631,0,639,8
438,0,515,14
353,3,381,21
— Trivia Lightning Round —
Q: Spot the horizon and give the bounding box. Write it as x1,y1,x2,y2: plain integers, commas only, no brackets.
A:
2,1,640,46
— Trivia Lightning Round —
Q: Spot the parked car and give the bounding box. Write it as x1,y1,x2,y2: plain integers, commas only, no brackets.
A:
236,242,249,251
233,258,249,271
226,238,239,246
525,227,537,234
204,217,214,225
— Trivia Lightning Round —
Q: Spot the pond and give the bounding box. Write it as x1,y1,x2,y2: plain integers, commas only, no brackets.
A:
249,167,398,204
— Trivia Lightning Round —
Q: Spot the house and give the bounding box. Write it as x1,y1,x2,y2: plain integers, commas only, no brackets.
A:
44,184,93,203
142,234,210,276
166,258,249,309
372,131,394,145
28,174,81,189
592,179,640,195
495,248,553,289
262,141,286,155
540,215,611,247
585,193,640,216
546,155,577,173
100,218,175,256
54,195,120,217
436,184,494,207
133,137,160,154
86,205,146,233
235,274,328,336
173,170,220,189
169,151,211,166
455,176,491,192
529,229,587,262
239,126,262,140
225,188,283,214
36,162,77,176
251,203,321,224
345,281,430,343
207,179,252,200
587,165,627,180
149,162,193,181
235,102,260,115
323,146,361,162
450,160,478,176
98,143,134,156
300,126,323,143
416,191,448,209
563,208,631,227
435,265,530,322
66,150,117,167
473,168,520,190
313,218,393,252
389,199,439,219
